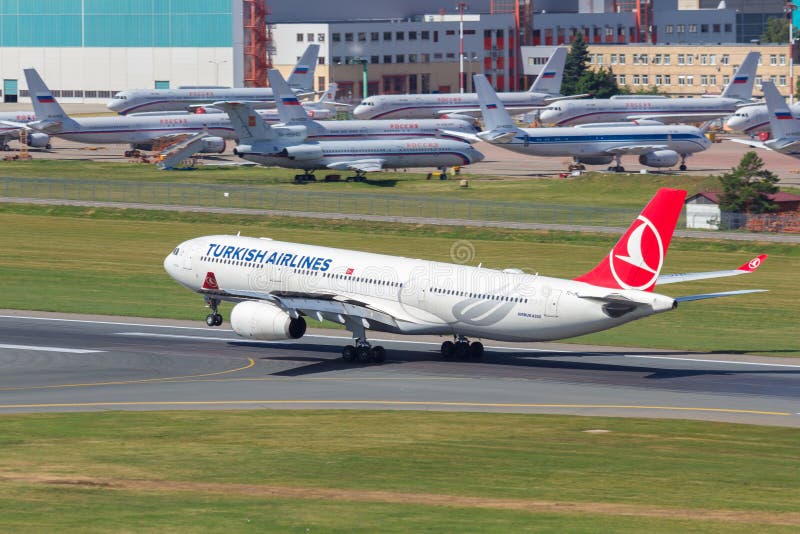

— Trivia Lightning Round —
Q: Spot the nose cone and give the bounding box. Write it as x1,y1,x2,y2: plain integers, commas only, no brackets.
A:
352,104,368,119
164,248,180,280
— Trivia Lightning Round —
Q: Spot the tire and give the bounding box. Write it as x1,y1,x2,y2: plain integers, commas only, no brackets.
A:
342,345,356,362
441,341,455,358
213,314,223,326
453,342,469,359
469,342,484,359
356,346,372,363
205,314,216,327
371,346,386,363
679,164,687,171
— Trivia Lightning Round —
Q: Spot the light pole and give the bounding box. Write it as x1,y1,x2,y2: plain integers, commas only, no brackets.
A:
348,57,368,100
787,2,796,103
463,54,479,92
457,2,468,93
209,59,228,86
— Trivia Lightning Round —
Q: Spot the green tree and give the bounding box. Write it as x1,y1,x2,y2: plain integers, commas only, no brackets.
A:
717,151,780,214
761,16,790,43
562,33,591,96
575,67,621,98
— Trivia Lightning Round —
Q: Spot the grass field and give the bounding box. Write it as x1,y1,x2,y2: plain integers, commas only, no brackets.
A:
0,203,796,355
0,411,798,532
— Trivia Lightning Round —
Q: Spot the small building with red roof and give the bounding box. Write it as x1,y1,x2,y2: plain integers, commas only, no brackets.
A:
685,191,800,233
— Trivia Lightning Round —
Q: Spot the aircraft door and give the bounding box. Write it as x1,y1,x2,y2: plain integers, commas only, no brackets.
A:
182,244,195,270
544,289,561,317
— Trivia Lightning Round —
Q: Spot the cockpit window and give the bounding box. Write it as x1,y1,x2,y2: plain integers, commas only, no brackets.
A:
173,247,180,255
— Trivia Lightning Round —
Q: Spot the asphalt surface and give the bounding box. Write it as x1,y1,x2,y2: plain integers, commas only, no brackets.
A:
1,311,798,427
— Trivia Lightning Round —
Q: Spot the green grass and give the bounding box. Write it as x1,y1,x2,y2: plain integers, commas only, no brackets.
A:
0,411,798,531
0,203,796,355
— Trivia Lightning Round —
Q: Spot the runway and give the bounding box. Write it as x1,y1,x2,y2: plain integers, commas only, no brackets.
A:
1,312,798,427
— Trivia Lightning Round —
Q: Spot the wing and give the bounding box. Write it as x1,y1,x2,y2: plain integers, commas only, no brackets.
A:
436,105,544,118
604,144,670,155
326,159,385,172
438,129,481,143
656,255,767,285
625,112,727,123
544,93,590,103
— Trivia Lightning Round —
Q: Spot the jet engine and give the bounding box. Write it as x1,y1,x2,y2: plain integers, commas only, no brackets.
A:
281,144,324,161
198,136,226,153
638,150,679,168
25,132,51,148
230,301,307,341
575,155,614,165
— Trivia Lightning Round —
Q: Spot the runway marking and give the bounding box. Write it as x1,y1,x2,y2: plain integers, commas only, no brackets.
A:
621,354,800,368
0,400,792,417
0,343,104,354
0,358,256,392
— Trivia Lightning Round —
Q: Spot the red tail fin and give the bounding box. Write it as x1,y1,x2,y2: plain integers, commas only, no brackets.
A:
574,188,686,292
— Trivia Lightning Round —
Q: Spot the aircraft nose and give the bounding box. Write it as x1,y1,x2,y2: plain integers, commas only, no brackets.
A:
470,147,485,163
164,247,181,279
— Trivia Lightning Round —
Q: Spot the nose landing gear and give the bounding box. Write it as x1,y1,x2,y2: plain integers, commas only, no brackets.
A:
204,297,223,327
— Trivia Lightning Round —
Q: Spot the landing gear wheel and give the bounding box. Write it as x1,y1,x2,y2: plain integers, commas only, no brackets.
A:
371,346,386,363
469,341,484,359
453,341,469,359
45,143,52,150
213,314,223,326
679,164,687,171
205,313,222,327
342,345,356,362
356,345,372,363
441,341,455,358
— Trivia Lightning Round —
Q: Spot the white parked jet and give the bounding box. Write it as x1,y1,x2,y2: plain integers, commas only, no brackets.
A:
726,100,800,136
164,188,766,362
353,47,570,120
219,101,484,180
0,111,50,150
539,51,760,126
472,74,711,172
730,81,800,158
267,69,478,142
107,44,320,115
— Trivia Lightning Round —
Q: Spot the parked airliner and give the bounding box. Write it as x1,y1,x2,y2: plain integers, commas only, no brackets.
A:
471,75,711,172
0,111,50,150
730,81,800,158
726,101,800,136
219,101,484,179
267,69,478,142
538,51,760,126
164,188,766,362
107,44,320,115
352,47,570,120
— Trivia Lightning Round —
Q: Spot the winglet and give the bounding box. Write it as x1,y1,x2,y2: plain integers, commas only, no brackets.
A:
574,188,687,292
737,254,767,273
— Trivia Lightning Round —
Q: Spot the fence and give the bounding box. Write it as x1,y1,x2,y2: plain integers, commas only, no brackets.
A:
1,176,796,233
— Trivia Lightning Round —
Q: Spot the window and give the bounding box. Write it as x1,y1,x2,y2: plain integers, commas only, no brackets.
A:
653,54,661,65
701,75,708,86
596,54,603,65
713,23,720,32
409,31,417,40
318,57,325,65
641,74,648,85
370,32,379,41
383,55,392,64
722,54,729,65
617,74,626,85
633,74,641,85
421,31,430,40
420,53,430,63
678,54,685,65
656,74,663,85
665,24,673,33
619,53,625,64
611,53,617,64
781,54,787,66
664,74,671,84
724,23,732,32
686,75,694,85
723,75,730,85
770,54,777,66
332,56,341,64
639,54,648,65
686,55,694,65
296,33,304,42
371,55,379,64
318,33,325,42
332,33,340,42
677,24,685,33
709,75,716,85
358,32,366,42
383,31,391,41
307,33,315,42
701,24,708,33
396,54,405,63
678,75,685,86
663,54,671,65
409,54,417,63
710,54,716,65
688,24,697,33
396,31,404,40
345,33,353,42
780,75,787,86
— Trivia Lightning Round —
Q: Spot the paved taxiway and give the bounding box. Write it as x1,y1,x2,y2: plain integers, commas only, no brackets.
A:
1,312,798,427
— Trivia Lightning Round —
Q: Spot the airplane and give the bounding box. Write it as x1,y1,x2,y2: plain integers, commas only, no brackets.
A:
471,74,711,172
107,44,320,115
164,188,767,363
726,100,800,136
195,81,344,120
352,47,572,120
218,100,484,181
729,81,800,158
538,51,761,126
0,111,51,150
266,69,479,142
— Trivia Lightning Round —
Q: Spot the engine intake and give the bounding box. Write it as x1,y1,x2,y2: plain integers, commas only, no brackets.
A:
25,132,51,148
230,301,307,340
638,150,679,168
282,144,324,161
199,136,225,154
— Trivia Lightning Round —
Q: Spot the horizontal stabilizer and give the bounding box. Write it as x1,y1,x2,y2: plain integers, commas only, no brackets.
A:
675,289,767,302
477,128,519,143
439,129,481,143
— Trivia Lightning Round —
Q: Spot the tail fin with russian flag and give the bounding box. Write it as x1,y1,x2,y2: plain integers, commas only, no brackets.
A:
268,69,310,124
285,44,320,93
23,68,70,124
473,74,524,141
574,188,686,292
721,51,760,101
529,47,567,95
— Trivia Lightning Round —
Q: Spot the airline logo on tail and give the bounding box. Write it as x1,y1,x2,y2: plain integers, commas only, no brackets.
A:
775,111,793,120
540,71,556,79
36,95,56,103
609,216,664,290
732,76,749,84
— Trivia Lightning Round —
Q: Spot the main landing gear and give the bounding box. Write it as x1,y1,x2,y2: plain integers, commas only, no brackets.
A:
607,154,625,173
205,297,223,327
340,318,385,364
293,172,317,183
679,153,688,171
440,335,484,359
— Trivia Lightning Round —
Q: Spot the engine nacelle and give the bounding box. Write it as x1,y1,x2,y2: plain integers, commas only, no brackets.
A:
230,301,307,341
199,136,226,154
282,143,324,161
25,132,51,148
575,155,614,165
638,150,679,168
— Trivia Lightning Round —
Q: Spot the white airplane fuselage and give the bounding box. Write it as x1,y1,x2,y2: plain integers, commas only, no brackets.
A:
726,102,800,135
108,88,282,115
353,91,552,120
493,124,710,158
539,97,742,126
296,118,477,142
235,137,483,170
165,235,675,342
